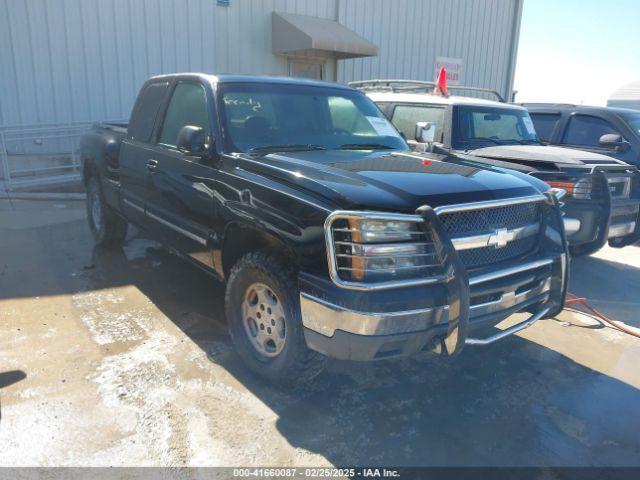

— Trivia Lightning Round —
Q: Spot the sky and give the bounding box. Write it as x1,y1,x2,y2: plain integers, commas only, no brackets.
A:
513,0,640,106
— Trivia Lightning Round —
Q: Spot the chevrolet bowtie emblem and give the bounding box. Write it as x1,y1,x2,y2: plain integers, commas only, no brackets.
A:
488,227,516,249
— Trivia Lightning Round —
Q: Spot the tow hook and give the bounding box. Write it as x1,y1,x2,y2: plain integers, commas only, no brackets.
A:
429,336,445,356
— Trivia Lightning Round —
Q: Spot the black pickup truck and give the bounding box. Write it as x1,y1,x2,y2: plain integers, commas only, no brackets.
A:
80,74,568,384
356,80,640,256
524,103,640,167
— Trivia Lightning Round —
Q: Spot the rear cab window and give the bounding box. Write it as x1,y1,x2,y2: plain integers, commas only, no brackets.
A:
391,104,445,142
529,113,561,142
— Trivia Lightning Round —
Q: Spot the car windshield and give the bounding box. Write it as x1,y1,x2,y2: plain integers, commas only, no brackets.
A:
217,82,407,154
621,112,640,135
453,105,540,149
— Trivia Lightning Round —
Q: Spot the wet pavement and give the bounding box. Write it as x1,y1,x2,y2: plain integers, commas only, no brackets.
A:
1,199,639,467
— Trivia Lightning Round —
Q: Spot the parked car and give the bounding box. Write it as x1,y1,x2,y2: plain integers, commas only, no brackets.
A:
80,73,568,384
523,103,640,167
354,80,640,255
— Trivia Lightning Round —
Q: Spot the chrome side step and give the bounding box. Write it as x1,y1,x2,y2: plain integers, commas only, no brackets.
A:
465,307,550,346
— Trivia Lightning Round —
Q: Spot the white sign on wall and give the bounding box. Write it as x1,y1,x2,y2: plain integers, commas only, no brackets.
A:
435,57,463,85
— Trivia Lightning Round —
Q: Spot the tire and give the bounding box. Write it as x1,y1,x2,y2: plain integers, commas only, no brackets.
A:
225,252,327,385
569,240,602,257
86,176,128,248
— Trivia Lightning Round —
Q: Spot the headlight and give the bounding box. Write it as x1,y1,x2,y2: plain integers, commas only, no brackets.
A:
545,178,591,199
548,187,566,201
348,218,419,243
326,212,445,288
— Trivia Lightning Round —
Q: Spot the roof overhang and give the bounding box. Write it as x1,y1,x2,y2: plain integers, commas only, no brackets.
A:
272,12,378,60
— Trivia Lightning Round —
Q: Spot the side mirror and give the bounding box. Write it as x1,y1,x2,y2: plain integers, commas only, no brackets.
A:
599,133,630,152
415,122,436,144
177,125,207,155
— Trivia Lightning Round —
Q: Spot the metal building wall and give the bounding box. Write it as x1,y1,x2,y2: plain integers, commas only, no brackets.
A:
0,0,522,129
0,0,337,128
337,0,523,101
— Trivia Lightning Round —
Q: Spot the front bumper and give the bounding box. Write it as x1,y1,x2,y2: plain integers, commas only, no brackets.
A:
300,256,564,361
540,170,640,249
562,198,608,246
608,199,640,246
300,194,568,362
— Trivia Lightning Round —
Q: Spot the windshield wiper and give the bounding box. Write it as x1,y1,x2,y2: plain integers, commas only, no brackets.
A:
338,143,395,150
248,144,327,154
508,138,541,145
466,137,504,145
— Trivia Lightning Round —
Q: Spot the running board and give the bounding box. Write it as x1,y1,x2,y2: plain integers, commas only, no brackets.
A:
465,307,550,346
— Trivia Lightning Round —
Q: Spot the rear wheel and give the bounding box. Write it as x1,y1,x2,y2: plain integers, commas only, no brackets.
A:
225,252,326,385
86,176,128,248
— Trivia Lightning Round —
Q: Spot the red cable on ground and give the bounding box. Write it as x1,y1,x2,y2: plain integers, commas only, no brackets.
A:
565,292,640,339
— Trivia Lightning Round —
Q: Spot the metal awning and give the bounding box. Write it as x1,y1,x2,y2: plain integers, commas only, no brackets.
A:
272,12,378,59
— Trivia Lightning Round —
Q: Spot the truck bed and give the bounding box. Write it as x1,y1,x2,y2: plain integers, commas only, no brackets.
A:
93,122,128,135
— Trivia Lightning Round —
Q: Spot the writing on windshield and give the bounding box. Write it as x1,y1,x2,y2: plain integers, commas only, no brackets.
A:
218,83,407,154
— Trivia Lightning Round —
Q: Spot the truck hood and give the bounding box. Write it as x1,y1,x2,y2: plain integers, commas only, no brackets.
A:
469,144,627,170
234,150,547,212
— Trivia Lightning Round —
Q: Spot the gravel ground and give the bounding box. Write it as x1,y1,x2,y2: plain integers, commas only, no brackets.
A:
1,199,639,467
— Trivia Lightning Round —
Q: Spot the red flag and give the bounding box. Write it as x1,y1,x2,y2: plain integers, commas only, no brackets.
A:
436,67,448,97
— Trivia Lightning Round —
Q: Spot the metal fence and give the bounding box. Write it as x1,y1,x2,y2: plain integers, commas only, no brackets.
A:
0,121,124,190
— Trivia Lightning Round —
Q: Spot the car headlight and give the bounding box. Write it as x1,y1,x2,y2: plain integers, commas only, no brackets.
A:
545,178,591,199
348,218,418,243
325,212,445,289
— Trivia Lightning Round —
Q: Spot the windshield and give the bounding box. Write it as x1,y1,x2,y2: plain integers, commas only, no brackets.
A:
453,105,540,149
217,82,407,153
621,112,640,136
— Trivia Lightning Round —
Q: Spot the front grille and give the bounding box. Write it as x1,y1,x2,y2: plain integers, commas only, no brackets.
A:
439,202,539,236
457,235,539,269
439,201,542,269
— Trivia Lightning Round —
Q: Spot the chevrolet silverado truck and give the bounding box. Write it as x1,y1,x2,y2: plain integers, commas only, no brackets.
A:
80,74,568,383
354,80,640,256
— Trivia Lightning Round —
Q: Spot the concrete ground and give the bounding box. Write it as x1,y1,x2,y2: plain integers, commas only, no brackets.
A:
1,198,639,467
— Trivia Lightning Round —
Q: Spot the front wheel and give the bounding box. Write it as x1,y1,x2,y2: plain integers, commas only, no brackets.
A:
86,176,128,248
225,252,326,385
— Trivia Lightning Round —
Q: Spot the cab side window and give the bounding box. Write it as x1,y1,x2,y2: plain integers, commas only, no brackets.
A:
391,105,445,142
561,114,621,147
159,83,211,147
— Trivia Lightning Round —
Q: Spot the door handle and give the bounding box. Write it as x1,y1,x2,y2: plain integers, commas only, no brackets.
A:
146,159,158,172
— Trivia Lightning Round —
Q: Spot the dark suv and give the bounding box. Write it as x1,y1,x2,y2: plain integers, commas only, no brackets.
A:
524,103,640,167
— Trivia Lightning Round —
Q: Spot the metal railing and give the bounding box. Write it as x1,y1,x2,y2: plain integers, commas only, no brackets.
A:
348,79,506,102
0,120,124,189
